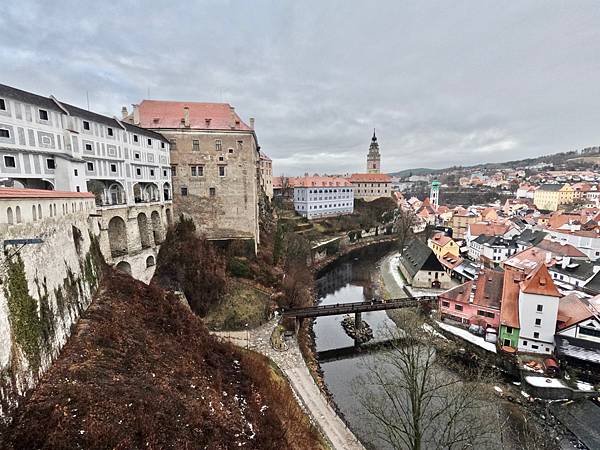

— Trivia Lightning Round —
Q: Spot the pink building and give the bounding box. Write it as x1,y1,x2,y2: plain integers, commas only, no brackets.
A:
439,268,503,329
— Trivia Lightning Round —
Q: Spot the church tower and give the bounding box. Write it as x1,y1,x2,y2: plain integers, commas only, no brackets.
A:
367,129,381,174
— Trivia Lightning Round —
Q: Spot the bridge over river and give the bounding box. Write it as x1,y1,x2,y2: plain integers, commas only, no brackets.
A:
282,296,437,332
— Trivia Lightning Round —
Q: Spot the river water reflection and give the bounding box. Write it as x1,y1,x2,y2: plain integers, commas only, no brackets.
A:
314,247,399,449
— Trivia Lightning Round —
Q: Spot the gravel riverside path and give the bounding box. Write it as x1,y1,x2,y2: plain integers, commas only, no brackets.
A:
212,319,366,450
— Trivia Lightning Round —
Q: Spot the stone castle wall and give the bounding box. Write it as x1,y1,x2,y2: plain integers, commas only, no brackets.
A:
0,208,103,420
164,130,259,243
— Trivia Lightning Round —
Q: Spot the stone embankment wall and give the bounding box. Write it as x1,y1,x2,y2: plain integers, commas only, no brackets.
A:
0,210,103,420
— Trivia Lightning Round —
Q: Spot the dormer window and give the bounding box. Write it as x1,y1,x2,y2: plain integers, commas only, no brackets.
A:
39,109,49,120
83,120,90,130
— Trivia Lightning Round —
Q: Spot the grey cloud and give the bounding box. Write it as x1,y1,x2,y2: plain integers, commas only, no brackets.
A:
2,1,600,175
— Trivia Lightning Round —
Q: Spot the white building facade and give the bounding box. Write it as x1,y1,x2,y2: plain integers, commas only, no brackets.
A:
0,83,173,281
293,176,354,220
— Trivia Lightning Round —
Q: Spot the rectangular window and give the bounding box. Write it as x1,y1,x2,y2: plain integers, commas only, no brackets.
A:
134,152,140,160
76,186,80,192
74,169,78,176
181,186,188,196
580,327,600,338
169,138,177,148
39,109,49,120
209,187,216,196
150,169,155,177
536,305,543,312
237,140,243,151
147,138,152,146
87,162,94,171
110,164,117,173
107,127,114,136
192,140,200,151
522,340,528,346
454,304,463,311
161,142,165,149
163,169,167,177
215,139,222,151
191,166,203,177
85,143,93,151
218,156,224,161
535,318,541,326
83,120,90,130
0,129,9,138
133,135,139,143
506,327,513,334
136,168,141,176
533,332,539,339
4,155,15,167
0,99,5,110
219,166,226,177
171,165,177,177
46,158,55,169
503,339,511,347
531,344,539,350
441,301,450,308
228,148,234,154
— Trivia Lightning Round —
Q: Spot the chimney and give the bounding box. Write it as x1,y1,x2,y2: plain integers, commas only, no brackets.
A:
205,118,211,127
121,106,128,119
132,104,140,125
184,106,190,127
249,117,255,129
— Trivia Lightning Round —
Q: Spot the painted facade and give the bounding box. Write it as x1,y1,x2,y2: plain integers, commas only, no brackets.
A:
293,177,354,219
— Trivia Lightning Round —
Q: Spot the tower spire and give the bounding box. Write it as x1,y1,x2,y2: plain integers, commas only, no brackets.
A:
367,129,381,174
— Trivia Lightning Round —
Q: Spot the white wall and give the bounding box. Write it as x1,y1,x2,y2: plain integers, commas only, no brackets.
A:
517,291,559,354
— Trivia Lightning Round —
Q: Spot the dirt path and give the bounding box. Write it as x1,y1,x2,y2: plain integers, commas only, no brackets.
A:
213,320,365,450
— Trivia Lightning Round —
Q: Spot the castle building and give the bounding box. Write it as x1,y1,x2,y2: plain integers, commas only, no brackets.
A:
126,100,260,249
0,83,173,281
293,176,354,219
367,129,381,174
348,173,392,201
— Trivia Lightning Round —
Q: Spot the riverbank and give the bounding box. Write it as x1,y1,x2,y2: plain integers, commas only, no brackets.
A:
213,319,365,450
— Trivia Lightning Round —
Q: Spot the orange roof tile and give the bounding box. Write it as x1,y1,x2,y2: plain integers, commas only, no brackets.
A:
520,264,561,297
469,222,512,237
348,173,392,183
136,100,251,130
0,188,94,199
500,269,524,328
557,294,597,329
293,176,352,188
473,269,503,309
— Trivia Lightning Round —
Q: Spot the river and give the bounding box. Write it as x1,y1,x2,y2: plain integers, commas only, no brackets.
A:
313,245,403,449
313,245,515,450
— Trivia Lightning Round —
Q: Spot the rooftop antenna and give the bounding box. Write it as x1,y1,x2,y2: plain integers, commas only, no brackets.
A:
86,91,90,110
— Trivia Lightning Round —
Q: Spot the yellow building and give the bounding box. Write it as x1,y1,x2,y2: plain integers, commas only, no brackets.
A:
533,183,574,211
428,233,460,258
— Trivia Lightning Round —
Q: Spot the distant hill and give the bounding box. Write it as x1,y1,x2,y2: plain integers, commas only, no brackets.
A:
388,167,435,177
388,148,599,177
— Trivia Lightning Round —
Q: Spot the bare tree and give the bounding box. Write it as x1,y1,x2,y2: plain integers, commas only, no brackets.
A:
394,208,416,254
354,312,498,450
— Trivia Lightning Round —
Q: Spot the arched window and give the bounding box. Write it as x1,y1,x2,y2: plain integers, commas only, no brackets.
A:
146,255,156,267
15,206,22,223
32,205,37,221
7,207,13,225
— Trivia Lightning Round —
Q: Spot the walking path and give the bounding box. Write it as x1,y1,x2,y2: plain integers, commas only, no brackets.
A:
213,319,365,450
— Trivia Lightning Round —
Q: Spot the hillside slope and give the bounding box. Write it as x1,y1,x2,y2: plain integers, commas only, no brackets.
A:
0,269,323,450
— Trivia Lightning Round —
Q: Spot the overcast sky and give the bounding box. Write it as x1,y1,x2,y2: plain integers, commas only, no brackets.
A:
3,1,600,175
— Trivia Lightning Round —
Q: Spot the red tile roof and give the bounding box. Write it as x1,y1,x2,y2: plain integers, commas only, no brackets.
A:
439,280,473,304
500,269,524,328
0,188,95,199
536,239,586,258
503,247,553,273
520,264,561,297
293,176,352,188
473,269,503,309
557,294,597,329
469,222,512,237
348,173,392,183
439,253,463,270
136,100,252,130
431,233,453,247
